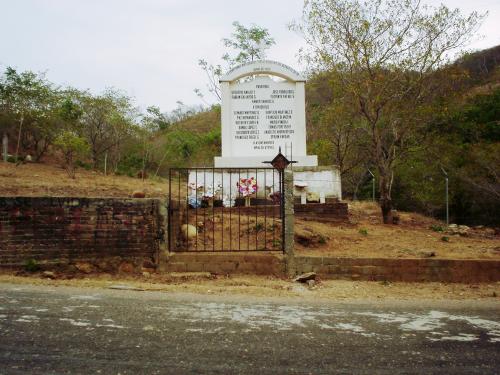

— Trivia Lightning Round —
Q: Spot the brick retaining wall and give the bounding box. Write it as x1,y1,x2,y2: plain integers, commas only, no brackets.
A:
295,256,500,282
163,252,285,275
294,202,348,222
162,254,500,283
0,197,165,268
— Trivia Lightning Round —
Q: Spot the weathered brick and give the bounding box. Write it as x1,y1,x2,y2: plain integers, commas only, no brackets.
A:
0,197,163,267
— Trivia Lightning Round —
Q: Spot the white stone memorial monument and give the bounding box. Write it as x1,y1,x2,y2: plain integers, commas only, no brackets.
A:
215,60,317,168
208,60,342,200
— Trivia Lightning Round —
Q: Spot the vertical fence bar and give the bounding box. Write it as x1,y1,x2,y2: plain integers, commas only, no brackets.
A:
255,168,258,250
195,169,198,251
221,169,224,251
264,170,267,250
203,170,206,251
212,168,215,251
185,169,189,251
238,169,241,251
168,168,172,251
178,169,180,251
247,169,250,251
280,169,285,251
229,171,232,250
272,170,275,249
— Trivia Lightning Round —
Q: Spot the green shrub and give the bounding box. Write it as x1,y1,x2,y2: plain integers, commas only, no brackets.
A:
75,160,92,170
358,228,368,236
430,224,444,232
24,259,40,272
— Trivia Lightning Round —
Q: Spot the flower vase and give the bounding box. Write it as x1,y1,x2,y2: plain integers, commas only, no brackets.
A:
245,196,251,207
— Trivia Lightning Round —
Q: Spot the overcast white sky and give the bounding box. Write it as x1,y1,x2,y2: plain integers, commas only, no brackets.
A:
1,0,499,111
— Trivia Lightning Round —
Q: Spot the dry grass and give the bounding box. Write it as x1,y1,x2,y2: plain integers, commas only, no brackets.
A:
293,201,500,260
0,162,168,198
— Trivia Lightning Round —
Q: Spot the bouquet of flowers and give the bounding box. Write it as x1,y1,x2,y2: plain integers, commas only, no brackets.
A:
237,177,258,197
237,177,258,206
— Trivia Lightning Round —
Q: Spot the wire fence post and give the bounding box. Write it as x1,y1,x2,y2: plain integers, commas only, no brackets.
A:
441,166,449,226
445,176,449,226
367,169,375,202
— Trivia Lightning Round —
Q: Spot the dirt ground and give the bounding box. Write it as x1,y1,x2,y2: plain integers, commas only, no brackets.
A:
294,202,500,260
177,203,500,259
0,273,498,301
2,162,499,260
0,162,168,198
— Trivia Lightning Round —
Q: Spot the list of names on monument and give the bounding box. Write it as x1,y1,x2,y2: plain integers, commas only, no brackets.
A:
230,77,297,156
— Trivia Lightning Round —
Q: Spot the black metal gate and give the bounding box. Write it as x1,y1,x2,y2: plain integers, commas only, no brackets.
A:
168,168,284,252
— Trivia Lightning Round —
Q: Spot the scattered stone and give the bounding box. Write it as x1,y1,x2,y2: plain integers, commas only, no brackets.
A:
142,259,156,269
306,279,316,288
96,260,110,272
142,271,151,278
74,262,93,274
118,261,135,273
42,271,55,279
295,227,328,247
447,224,470,236
419,251,436,258
294,272,316,283
181,224,197,240
132,190,146,198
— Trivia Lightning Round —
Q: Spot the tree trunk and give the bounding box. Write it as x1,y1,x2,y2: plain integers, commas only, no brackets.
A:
15,114,24,163
91,148,98,170
2,133,8,162
378,170,393,224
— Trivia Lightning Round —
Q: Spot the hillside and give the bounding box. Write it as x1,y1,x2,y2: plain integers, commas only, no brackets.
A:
0,162,167,198
168,107,220,134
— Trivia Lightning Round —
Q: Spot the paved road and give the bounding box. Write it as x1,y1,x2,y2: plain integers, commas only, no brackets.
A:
0,283,499,374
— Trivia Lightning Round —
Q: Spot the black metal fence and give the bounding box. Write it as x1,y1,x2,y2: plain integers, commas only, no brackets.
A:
168,168,284,252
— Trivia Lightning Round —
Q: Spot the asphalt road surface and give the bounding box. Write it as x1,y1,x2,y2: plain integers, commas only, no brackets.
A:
0,283,499,374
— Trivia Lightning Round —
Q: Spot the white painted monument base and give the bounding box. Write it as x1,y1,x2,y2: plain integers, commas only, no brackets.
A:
187,165,342,204
214,155,318,168
292,166,342,200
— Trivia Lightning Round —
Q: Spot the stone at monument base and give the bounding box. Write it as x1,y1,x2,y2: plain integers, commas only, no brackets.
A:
292,166,342,200
214,155,318,168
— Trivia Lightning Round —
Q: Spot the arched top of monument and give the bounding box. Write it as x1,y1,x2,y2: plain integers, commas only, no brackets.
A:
220,60,306,83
